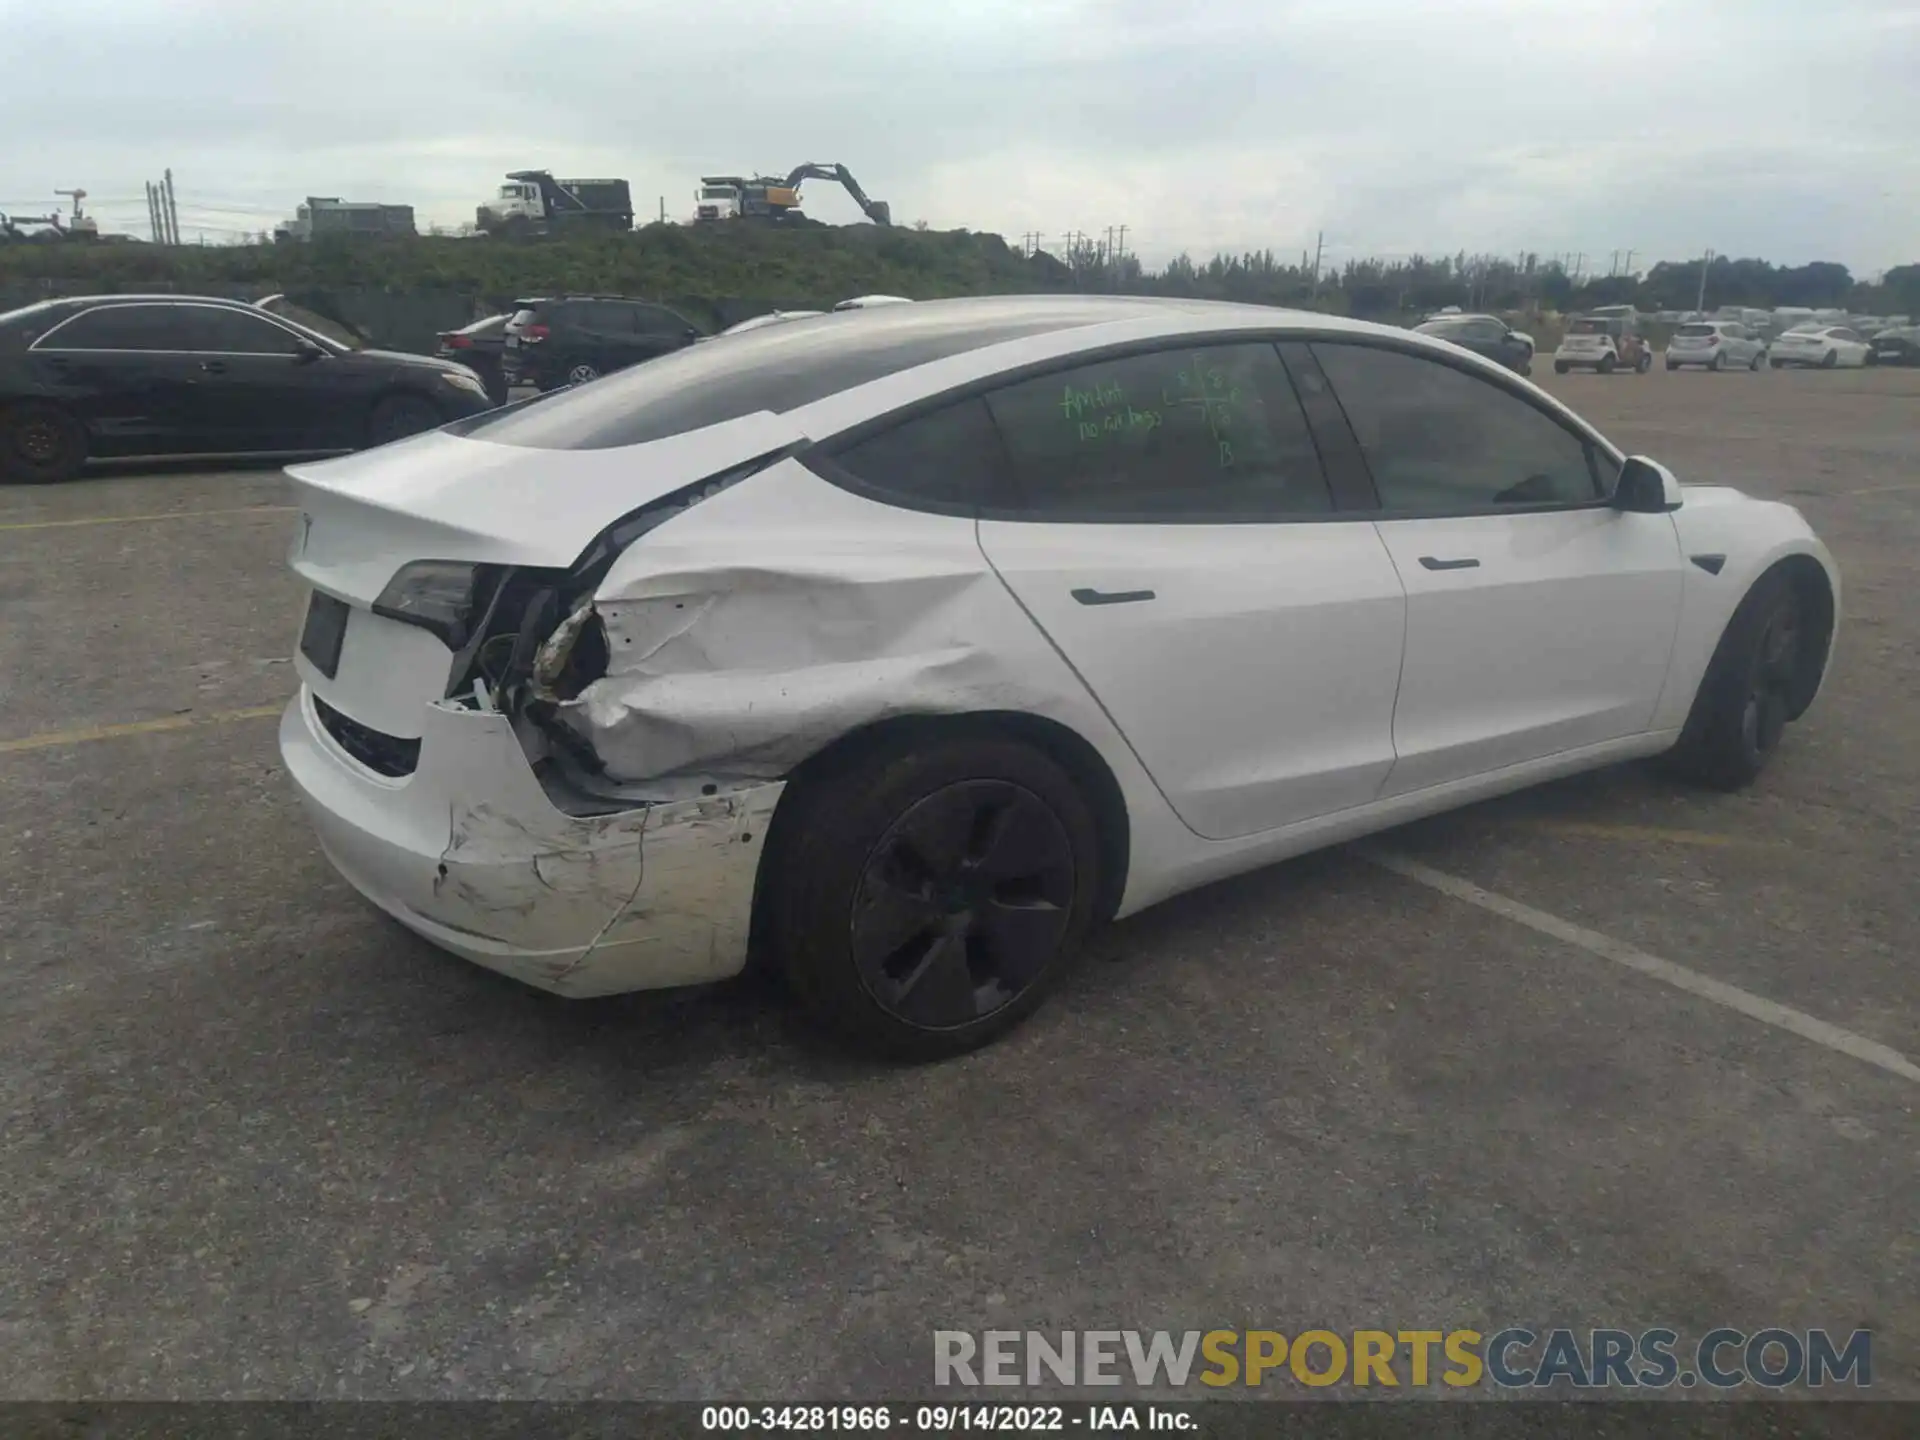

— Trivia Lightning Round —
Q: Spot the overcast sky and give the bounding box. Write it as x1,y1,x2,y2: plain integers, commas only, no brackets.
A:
5,0,1916,276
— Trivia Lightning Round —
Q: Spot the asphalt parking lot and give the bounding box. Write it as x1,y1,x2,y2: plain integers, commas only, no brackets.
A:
3,359,1917,1405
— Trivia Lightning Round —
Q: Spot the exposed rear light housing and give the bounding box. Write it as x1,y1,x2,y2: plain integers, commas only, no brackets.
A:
372,560,503,649
444,334,474,349
520,324,550,343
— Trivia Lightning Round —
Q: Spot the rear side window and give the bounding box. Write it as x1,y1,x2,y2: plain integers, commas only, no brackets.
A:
1313,342,1603,513
983,342,1332,519
37,304,183,351
830,396,1009,510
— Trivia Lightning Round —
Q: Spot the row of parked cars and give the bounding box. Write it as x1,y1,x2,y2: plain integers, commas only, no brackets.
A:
0,291,914,484
1414,306,1916,378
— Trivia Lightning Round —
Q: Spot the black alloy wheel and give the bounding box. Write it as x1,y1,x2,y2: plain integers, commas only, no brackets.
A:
849,779,1076,1030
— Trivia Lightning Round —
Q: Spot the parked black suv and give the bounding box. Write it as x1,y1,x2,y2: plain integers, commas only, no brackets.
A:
502,296,705,391
0,294,495,484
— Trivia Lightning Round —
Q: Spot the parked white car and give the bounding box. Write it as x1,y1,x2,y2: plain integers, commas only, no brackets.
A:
716,310,825,337
834,295,914,310
1666,321,1769,372
1769,325,1873,369
1553,316,1653,373
279,296,1840,1058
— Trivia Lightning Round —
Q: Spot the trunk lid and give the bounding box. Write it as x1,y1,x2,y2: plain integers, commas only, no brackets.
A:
284,411,803,603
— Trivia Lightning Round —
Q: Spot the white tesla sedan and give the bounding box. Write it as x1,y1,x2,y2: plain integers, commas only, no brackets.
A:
1769,324,1873,369
279,297,1840,1059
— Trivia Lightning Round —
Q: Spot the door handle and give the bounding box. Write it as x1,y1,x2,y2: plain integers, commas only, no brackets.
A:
200,360,228,374
1072,587,1156,606
1417,556,1479,571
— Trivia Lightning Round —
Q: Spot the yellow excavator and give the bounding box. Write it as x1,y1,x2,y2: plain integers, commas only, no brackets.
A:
693,163,891,226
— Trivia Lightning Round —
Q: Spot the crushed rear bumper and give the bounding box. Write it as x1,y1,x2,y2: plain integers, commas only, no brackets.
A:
281,688,783,997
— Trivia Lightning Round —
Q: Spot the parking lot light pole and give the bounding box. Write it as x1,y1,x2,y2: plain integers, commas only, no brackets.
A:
1696,248,1715,315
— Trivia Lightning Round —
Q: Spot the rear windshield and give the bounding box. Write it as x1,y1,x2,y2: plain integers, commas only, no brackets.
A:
1569,318,1610,334
1677,324,1718,336
449,299,1160,450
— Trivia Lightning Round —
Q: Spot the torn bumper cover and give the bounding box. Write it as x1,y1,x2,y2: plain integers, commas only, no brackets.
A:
281,690,783,997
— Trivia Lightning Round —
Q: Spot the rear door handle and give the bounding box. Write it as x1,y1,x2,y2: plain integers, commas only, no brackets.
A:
200,360,228,374
1072,587,1156,606
1418,556,1479,571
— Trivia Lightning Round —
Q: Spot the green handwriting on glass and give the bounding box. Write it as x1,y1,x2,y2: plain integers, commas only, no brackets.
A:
1078,407,1162,441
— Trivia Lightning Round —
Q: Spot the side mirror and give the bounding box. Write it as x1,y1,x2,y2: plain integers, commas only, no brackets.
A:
1613,455,1683,514
293,339,327,363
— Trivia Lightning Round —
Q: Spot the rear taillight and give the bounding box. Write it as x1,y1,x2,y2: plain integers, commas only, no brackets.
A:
521,324,550,343
372,560,496,649
444,334,473,349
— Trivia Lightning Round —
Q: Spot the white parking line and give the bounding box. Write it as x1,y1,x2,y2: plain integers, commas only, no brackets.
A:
1360,849,1920,1086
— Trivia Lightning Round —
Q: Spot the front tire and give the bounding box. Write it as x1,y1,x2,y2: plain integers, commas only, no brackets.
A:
0,400,88,484
1820,350,1838,369
1709,351,1724,372
1599,353,1617,374
1664,572,1805,791
763,731,1101,1061
366,393,442,447
1749,350,1764,371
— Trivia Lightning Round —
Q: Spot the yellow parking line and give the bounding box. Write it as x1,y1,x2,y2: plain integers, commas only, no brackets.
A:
0,704,284,756
1509,819,1781,850
0,505,296,533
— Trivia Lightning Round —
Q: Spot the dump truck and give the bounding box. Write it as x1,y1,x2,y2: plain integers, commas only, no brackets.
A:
477,172,634,237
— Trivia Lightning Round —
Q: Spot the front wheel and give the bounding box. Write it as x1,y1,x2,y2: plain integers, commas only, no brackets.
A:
1636,350,1653,373
1599,353,1617,374
1664,572,1805,791
1749,350,1764,371
366,393,443,447
1709,351,1724,372
0,400,88,484
763,731,1101,1060
1553,360,1570,375
1820,350,1838,369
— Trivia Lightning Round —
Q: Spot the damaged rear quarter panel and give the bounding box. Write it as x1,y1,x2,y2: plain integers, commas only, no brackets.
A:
561,459,1088,783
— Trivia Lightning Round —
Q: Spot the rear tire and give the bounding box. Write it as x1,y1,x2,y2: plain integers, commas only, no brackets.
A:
1709,351,1724,371
0,400,87,484
1599,353,1617,374
366,393,442,447
565,361,601,385
763,731,1101,1061
1749,350,1764,371
1664,571,1805,791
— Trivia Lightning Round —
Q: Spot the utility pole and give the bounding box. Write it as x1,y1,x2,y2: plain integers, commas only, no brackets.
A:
1574,251,1584,284
145,182,161,244
1623,249,1635,278
164,169,180,246
1311,230,1324,291
1696,247,1714,314
658,195,666,224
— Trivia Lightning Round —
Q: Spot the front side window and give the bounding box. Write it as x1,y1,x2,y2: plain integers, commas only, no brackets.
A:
183,307,306,355
37,304,183,351
632,305,692,339
1312,342,1604,513
981,343,1332,519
